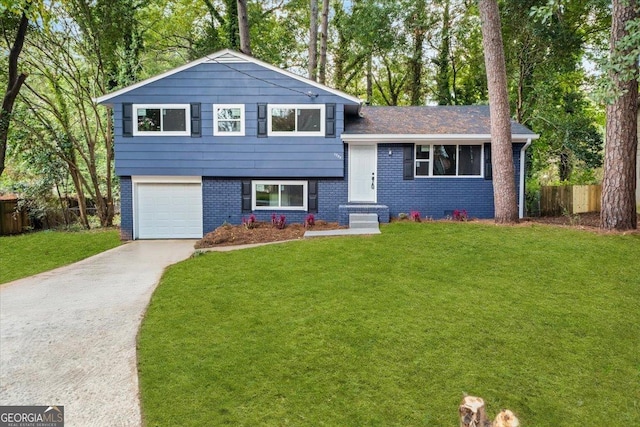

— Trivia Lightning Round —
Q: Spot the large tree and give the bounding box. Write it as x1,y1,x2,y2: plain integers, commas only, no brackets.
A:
478,0,519,223
0,8,28,177
600,0,638,230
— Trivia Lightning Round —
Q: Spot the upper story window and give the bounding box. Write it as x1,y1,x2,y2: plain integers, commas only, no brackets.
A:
415,144,483,177
134,104,190,136
214,104,245,136
268,105,325,136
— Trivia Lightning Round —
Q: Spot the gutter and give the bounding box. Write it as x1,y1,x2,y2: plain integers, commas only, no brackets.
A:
519,139,532,219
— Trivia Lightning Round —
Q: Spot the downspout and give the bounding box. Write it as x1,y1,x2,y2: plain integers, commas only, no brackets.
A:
519,139,532,219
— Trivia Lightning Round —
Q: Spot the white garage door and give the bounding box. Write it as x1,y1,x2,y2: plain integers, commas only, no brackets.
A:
135,182,203,239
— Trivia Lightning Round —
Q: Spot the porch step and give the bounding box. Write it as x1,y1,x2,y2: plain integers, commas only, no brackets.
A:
349,213,379,229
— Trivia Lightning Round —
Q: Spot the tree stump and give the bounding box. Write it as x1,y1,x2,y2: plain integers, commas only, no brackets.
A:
459,396,491,427
493,409,519,427
459,396,520,427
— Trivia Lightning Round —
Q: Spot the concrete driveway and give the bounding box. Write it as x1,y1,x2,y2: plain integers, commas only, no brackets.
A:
0,240,195,426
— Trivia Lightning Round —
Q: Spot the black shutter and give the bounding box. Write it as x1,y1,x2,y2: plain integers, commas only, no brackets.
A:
325,103,336,138
257,103,267,137
403,144,414,180
241,180,252,212
191,103,201,137
122,103,133,137
308,180,318,213
484,143,492,180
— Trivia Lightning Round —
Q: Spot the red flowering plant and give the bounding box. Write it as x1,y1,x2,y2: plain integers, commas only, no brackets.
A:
242,214,257,229
304,214,316,228
271,213,286,229
410,210,422,222
452,209,468,221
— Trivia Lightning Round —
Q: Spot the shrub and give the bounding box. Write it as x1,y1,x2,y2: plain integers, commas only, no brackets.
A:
410,211,421,222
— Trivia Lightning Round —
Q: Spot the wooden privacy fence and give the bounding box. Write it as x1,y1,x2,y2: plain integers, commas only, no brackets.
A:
540,185,601,216
0,198,30,236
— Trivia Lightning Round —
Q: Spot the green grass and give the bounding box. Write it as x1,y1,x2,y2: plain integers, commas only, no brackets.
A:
138,223,640,426
0,228,121,284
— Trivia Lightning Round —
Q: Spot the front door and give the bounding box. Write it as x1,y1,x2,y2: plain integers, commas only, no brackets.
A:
349,144,377,202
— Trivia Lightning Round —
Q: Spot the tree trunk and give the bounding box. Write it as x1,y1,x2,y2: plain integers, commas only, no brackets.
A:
237,0,251,55
0,11,29,178
478,0,519,224
333,1,347,90
309,0,319,81
366,55,373,104
318,0,329,84
601,0,638,231
435,0,451,105
68,162,90,229
409,0,426,106
226,0,240,50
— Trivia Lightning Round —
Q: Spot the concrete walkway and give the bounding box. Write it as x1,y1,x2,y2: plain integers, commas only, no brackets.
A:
303,227,380,237
0,240,195,427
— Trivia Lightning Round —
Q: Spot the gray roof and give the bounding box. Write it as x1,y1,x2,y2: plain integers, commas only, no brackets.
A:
344,105,536,136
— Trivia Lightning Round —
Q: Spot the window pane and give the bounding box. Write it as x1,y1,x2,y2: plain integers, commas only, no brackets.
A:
163,109,186,132
458,145,482,175
281,184,304,207
297,108,321,132
271,108,295,132
255,184,280,207
217,108,241,120
416,145,430,160
416,161,429,176
218,121,241,133
433,145,456,176
137,108,161,132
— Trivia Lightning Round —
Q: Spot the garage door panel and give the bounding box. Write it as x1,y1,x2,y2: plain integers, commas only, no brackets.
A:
136,183,203,239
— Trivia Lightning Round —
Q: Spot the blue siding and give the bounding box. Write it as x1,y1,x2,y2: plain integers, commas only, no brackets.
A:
120,143,525,238
376,143,524,220
108,62,354,178
202,177,347,233
108,59,530,238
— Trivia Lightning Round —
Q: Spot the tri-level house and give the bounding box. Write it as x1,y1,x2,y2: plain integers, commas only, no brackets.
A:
96,49,538,240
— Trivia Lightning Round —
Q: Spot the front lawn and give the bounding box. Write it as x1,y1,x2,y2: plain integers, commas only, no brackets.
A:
0,229,121,284
138,222,640,426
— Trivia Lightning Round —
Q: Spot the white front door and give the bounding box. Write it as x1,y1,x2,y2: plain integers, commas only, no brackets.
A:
349,144,377,202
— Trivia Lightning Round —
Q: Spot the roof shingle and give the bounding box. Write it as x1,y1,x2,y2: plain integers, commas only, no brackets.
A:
344,105,536,136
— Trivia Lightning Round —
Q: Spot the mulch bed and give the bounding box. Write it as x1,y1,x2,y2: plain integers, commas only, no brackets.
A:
195,212,639,248
195,220,346,248
522,212,640,234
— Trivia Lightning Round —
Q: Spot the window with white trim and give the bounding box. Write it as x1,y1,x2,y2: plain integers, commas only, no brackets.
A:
133,104,190,136
268,105,325,136
214,104,245,135
252,181,308,210
415,144,483,177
